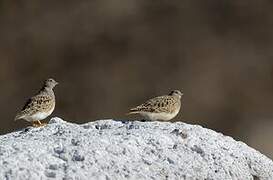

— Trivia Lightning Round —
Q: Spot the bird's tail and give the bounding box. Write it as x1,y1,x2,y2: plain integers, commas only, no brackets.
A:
14,113,23,121
126,108,140,115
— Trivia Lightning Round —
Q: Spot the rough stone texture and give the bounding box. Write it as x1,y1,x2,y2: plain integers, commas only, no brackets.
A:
0,117,272,180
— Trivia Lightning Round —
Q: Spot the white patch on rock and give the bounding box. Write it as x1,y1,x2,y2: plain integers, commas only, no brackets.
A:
0,117,272,180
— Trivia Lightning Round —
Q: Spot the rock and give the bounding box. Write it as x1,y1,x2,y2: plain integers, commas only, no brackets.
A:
0,117,272,180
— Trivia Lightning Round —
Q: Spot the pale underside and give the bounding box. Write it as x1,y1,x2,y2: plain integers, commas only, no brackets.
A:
19,105,55,122
139,108,180,121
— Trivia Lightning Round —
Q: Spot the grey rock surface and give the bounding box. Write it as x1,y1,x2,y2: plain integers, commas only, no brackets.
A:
0,117,272,180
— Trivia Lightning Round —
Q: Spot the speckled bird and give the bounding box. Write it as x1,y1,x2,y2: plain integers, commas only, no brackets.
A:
15,78,58,127
128,90,183,121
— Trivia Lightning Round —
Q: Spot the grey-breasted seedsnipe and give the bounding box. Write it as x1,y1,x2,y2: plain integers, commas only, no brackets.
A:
15,78,58,127
128,90,183,121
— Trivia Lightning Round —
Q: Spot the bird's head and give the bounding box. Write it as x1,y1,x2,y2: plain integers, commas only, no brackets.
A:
44,78,58,89
169,90,183,99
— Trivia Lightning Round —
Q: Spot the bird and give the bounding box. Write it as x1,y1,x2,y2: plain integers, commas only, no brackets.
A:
15,78,58,127
128,90,183,121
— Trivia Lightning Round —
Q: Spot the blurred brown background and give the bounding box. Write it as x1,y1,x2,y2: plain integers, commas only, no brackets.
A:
1,1,273,158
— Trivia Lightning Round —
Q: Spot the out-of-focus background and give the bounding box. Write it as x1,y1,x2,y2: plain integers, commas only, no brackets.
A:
1,1,273,158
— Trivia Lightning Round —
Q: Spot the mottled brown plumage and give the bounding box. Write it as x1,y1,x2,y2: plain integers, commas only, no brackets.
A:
15,78,58,127
128,90,183,121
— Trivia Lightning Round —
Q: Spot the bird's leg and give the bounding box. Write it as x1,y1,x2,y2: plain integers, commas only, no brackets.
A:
32,121,39,127
32,120,46,127
37,120,47,127
37,120,42,126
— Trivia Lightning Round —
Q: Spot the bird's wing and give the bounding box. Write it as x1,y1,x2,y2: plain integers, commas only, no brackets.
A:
16,94,53,119
130,96,176,113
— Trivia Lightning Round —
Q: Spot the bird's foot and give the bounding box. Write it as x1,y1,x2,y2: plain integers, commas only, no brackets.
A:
32,120,47,127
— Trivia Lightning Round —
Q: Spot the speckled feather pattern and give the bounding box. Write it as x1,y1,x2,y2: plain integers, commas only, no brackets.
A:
18,91,55,117
130,95,181,113
15,78,58,121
